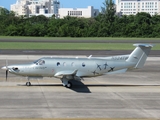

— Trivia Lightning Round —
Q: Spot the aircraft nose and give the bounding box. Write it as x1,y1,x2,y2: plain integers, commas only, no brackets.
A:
1,66,7,70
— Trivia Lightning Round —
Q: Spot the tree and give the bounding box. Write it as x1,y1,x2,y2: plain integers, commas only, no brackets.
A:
9,11,16,17
0,7,9,16
101,0,116,23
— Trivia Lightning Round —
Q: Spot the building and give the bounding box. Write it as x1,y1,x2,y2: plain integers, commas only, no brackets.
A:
59,6,99,18
116,0,160,16
11,0,29,16
11,0,60,17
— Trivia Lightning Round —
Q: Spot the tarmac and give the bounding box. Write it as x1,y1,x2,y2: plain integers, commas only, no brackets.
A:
0,55,160,119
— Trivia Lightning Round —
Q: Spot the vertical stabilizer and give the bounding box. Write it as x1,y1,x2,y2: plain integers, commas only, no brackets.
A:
126,44,154,69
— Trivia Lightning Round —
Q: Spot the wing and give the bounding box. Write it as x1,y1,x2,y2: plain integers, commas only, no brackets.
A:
54,69,78,78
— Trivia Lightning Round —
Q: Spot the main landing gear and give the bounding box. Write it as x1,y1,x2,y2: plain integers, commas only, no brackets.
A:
64,81,72,88
61,77,72,88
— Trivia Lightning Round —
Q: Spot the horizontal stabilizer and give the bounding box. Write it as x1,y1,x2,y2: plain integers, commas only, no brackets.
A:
133,43,154,48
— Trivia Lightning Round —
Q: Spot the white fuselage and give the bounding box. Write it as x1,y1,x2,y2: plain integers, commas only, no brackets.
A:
7,57,135,78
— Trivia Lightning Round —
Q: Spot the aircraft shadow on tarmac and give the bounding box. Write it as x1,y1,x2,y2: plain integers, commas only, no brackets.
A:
18,80,92,93
17,80,160,93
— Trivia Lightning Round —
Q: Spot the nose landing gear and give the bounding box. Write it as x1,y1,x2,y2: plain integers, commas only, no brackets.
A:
26,82,31,86
26,77,31,86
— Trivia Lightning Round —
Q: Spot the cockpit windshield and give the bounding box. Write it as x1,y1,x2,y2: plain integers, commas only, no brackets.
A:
33,59,45,65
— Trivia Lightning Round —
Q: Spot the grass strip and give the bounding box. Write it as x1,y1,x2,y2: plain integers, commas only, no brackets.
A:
0,42,159,50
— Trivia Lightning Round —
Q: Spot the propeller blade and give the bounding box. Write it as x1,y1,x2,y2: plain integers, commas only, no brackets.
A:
5,59,9,81
6,59,8,69
6,70,8,81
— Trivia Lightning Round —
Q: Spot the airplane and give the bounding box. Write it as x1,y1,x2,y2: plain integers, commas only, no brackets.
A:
1,43,154,88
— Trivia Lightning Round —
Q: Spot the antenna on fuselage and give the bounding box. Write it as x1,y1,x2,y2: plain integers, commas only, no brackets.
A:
88,55,92,59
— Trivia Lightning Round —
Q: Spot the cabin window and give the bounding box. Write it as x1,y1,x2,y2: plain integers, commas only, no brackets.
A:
63,62,66,66
57,62,60,66
82,62,85,67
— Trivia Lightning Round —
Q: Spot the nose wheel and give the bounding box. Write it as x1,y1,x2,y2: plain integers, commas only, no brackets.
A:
26,82,31,86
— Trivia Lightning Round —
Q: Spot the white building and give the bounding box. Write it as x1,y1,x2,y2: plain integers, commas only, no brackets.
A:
11,0,29,16
11,0,60,17
116,0,160,16
59,6,99,18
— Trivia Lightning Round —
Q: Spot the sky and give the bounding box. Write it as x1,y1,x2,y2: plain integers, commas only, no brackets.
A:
0,0,105,11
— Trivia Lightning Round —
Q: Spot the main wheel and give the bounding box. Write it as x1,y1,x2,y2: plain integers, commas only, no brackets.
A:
66,81,72,88
26,82,31,86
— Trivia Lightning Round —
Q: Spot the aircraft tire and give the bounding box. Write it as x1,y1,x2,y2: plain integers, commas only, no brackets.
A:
26,82,31,86
66,82,72,88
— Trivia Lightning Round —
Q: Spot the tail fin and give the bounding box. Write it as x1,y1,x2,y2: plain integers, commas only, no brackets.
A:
126,43,154,69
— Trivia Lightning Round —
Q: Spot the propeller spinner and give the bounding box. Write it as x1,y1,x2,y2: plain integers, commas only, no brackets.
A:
1,66,8,81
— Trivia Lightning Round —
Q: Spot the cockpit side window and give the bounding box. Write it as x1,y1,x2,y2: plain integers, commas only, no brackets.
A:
39,60,45,65
34,59,45,65
33,59,39,64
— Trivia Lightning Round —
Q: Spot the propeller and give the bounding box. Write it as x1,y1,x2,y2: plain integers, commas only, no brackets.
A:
6,70,8,81
5,59,8,81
